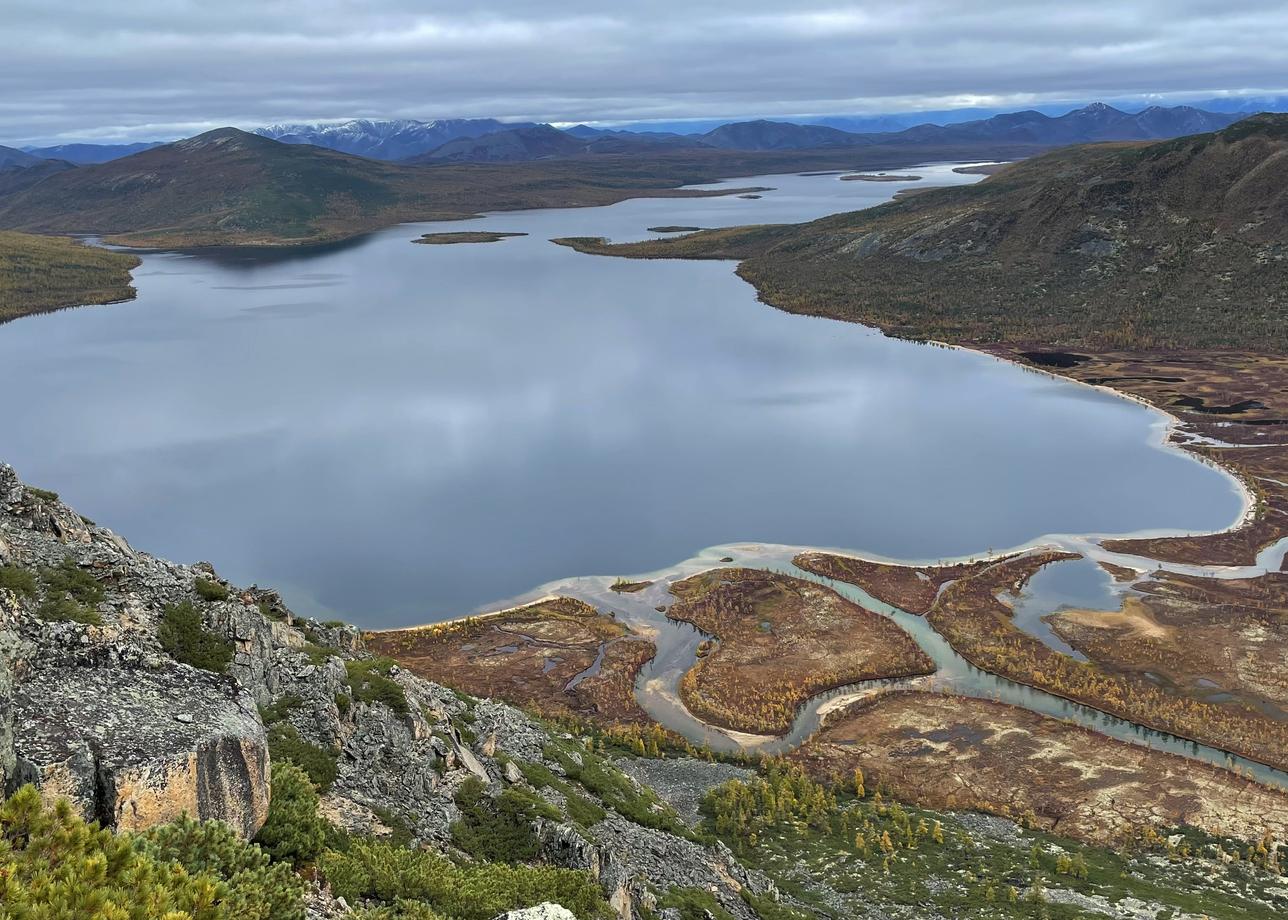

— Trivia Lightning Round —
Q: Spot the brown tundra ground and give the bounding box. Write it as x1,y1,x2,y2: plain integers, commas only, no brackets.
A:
366,596,656,727
792,690,1288,846
666,568,933,735
803,548,1288,770
1048,569,1288,718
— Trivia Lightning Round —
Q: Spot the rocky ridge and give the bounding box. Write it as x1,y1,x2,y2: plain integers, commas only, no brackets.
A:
0,463,774,918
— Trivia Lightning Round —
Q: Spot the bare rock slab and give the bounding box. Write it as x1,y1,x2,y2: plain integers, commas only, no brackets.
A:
13,660,268,837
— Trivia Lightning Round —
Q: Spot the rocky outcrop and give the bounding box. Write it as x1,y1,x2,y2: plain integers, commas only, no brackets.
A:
12,657,268,836
0,628,15,790
0,465,270,836
493,906,577,920
0,462,774,917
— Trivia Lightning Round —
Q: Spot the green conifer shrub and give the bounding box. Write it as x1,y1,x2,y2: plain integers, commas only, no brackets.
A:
140,814,306,920
0,785,304,919
253,761,328,867
159,600,234,672
321,838,611,920
450,776,560,863
194,577,230,602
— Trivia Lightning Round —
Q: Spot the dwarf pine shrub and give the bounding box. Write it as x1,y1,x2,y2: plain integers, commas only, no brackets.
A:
0,785,304,919
159,600,234,671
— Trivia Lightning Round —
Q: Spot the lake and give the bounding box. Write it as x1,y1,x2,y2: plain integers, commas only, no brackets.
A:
0,163,1244,626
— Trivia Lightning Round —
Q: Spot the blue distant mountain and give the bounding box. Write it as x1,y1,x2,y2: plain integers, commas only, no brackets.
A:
22,142,164,164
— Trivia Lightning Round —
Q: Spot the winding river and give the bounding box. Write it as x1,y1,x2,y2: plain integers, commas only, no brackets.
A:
515,536,1288,789
3,159,1280,784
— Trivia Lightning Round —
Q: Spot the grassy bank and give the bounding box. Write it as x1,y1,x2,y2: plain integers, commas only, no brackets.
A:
0,230,140,323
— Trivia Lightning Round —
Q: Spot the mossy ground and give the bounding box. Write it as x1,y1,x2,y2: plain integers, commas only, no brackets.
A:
705,781,1288,919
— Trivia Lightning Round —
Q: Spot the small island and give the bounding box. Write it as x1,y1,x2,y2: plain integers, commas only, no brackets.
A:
412,231,528,245
839,173,922,182
953,163,1011,175
646,225,704,233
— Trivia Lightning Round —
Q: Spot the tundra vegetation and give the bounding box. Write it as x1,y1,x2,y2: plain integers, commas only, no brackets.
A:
792,550,1018,615
698,758,1288,918
367,597,657,727
1047,569,1288,715
666,568,934,735
0,229,140,323
807,549,1288,770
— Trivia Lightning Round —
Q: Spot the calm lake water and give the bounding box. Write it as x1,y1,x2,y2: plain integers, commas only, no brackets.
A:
0,164,1243,626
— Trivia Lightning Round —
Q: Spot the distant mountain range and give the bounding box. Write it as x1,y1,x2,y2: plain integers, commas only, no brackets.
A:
253,118,535,160
21,142,164,165
0,144,74,194
408,103,1245,161
412,124,587,163
0,145,49,170
882,103,1239,147
699,120,864,151
5,102,1266,167
0,103,1269,246
411,123,709,163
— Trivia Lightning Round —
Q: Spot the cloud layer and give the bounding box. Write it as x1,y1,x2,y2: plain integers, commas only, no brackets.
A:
4,1,1287,144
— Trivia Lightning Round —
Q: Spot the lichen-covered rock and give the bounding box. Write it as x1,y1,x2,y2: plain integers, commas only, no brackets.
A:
0,629,16,789
590,815,775,920
493,905,577,920
472,698,550,762
12,659,269,837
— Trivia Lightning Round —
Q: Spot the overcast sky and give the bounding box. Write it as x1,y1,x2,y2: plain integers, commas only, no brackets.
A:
3,0,1287,145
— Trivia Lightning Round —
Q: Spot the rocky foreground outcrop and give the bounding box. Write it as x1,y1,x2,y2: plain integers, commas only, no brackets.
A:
0,466,268,836
13,655,268,836
0,463,774,919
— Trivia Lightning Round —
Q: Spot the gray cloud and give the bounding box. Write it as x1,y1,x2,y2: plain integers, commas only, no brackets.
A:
3,0,1287,144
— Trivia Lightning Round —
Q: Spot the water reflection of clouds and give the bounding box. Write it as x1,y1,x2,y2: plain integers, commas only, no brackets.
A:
0,164,1246,624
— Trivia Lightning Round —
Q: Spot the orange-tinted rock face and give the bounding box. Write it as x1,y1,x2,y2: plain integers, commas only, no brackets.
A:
13,660,269,838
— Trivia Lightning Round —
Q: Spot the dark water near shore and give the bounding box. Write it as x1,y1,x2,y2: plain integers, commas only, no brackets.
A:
0,164,1243,625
